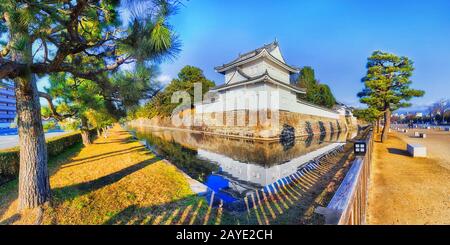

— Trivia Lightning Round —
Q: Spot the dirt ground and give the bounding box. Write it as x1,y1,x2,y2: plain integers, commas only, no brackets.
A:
395,129,450,170
367,132,450,224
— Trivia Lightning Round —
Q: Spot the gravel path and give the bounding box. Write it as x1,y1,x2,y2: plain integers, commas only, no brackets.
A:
367,132,450,224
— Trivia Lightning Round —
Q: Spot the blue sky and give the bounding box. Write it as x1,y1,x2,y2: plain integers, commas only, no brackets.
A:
150,0,450,111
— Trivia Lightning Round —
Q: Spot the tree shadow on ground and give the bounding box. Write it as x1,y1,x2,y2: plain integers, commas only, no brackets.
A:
0,213,21,225
63,146,143,163
60,146,146,169
103,145,354,225
94,139,128,145
0,143,84,221
387,148,410,156
103,195,217,225
52,156,160,202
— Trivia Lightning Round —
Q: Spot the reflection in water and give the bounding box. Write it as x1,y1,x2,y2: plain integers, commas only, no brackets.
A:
129,126,354,207
280,124,296,151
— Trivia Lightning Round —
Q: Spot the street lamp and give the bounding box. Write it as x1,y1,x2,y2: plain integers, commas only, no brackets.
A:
354,140,367,156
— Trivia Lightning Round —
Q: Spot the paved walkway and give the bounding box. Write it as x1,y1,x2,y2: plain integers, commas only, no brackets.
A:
0,131,70,150
367,132,450,224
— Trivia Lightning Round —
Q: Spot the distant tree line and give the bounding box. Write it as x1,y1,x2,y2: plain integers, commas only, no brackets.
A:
390,99,450,125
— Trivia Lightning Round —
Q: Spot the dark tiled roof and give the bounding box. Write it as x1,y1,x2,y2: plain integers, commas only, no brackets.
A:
211,70,306,93
215,41,299,73
218,41,278,69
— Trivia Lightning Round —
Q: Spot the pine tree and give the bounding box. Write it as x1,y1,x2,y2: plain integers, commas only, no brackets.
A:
41,74,107,145
358,51,424,142
298,66,316,89
353,107,382,124
0,0,180,210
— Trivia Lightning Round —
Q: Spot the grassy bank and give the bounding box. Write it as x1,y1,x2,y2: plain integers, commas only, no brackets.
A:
0,126,215,224
0,142,83,224
0,130,96,185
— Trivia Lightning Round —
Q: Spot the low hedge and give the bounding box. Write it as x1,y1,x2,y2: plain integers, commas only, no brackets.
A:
47,132,82,158
0,129,96,185
0,147,20,185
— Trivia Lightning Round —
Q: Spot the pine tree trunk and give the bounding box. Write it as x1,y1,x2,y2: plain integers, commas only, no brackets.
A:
16,75,51,210
381,109,391,142
103,127,108,138
11,31,50,210
376,118,380,133
80,116,92,146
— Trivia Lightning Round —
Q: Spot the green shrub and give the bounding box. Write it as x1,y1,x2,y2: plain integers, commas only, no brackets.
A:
0,130,97,185
60,119,80,131
43,121,57,132
0,148,20,185
47,132,81,157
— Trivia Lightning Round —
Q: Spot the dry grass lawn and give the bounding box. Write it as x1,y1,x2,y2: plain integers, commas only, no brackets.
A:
0,125,215,225
367,133,450,224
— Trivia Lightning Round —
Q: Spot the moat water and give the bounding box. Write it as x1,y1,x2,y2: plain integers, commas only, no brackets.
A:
127,126,356,205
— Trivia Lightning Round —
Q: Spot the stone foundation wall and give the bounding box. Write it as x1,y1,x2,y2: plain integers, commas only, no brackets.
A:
130,109,349,139
279,111,348,137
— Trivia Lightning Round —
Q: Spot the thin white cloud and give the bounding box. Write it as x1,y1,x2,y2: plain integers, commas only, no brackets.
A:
157,74,172,85
118,62,135,72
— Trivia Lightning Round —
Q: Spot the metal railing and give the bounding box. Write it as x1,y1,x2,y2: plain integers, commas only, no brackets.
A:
316,130,373,225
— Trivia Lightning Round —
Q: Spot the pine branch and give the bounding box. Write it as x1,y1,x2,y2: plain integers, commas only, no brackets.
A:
38,91,77,121
31,55,132,80
0,58,27,79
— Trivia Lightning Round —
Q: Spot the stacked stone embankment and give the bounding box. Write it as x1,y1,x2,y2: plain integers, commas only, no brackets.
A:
129,108,350,140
